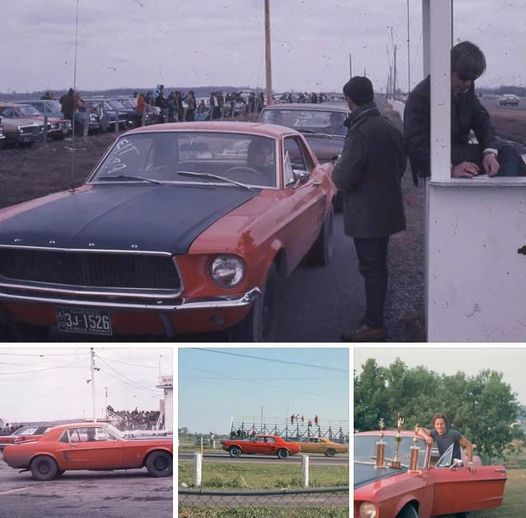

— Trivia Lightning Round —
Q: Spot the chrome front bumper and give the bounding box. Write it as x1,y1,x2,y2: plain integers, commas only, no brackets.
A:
0,287,261,311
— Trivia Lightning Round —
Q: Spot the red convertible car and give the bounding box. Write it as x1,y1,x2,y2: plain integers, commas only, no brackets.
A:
2,422,172,480
354,431,506,518
0,425,50,450
221,434,301,459
0,121,336,342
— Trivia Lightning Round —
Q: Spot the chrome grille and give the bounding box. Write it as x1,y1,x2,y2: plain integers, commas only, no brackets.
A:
0,249,181,290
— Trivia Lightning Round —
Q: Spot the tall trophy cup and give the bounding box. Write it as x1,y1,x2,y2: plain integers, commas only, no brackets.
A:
409,424,420,471
390,415,405,469
375,418,386,469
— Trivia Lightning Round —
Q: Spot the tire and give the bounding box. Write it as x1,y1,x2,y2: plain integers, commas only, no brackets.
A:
325,448,336,457
228,263,281,342
307,205,334,266
8,321,49,342
30,455,58,481
276,448,289,459
397,504,419,518
145,451,172,477
229,446,242,458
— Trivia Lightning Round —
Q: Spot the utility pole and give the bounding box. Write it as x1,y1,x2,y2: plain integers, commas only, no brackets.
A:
104,386,108,417
264,0,273,105
394,44,397,99
90,348,97,422
349,53,352,78
407,0,411,92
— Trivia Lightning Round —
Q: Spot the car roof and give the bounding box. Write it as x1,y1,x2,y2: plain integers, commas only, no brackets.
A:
126,121,300,139
263,103,349,113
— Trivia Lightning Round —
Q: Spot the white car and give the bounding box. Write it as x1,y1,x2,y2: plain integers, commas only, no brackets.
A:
498,94,519,106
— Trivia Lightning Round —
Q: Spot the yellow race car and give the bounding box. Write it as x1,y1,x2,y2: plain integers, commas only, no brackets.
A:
299,437,348,456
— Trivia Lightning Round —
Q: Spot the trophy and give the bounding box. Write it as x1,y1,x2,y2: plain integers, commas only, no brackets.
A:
409,424,420,471
390,415,405,469
375,418,386,469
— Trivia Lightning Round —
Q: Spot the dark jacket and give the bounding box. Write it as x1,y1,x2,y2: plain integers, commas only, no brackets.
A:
59,91,75,119
332,102,406,238
404,75,498,183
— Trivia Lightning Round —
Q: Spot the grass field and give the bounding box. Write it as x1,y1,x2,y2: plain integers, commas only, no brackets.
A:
178,460,349,489
178,507,349,518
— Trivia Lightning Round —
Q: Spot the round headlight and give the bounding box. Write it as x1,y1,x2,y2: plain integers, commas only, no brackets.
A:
359,502,377,518
210,255,245,288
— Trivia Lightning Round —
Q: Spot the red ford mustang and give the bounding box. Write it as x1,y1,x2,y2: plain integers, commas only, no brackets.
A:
221,434,301,459
0,121,336,342
2,422,173,480
354,431,506,518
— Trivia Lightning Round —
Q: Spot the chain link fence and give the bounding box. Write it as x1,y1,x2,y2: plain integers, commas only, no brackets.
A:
179,486,349,518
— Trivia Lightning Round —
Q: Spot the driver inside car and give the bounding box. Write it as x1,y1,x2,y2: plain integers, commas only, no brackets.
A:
246,138,276,185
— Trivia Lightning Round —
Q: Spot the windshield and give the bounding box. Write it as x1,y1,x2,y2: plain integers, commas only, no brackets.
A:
17,105,42,117
354,434,427,469
92,132,278,188
260,109,348,136
108,99,125,111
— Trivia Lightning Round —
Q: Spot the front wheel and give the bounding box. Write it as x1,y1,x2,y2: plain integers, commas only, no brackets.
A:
229,446,242,458
228,263,281,342
30,455,59,481
307,206,334,266
276,448,289,459
397,504,419,518
145,451,172,477
325,448,336,457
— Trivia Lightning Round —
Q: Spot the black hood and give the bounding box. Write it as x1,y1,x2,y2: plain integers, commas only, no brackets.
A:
0,183,259,254
354,462,405,489
303,134,344,162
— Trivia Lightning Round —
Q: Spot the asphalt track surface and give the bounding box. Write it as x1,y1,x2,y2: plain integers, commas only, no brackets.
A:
178,451,350,465
0,456,172,518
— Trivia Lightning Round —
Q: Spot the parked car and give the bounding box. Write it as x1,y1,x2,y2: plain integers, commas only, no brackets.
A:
259,103,348,212
498,94,519,106
0,116,5,148
0,425,50,450
299,437,348,456
18,100,72,138
0,103,45,146
221,434,301,459
354,430,507,518
2,422,173,480
84,99,135,132
0,121,336,341
3,103,69,140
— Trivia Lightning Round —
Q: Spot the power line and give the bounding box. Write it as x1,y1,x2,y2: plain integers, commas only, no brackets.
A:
192,348,348,373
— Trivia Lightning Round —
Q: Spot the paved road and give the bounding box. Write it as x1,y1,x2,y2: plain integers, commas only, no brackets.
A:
178,451,349,465
0,458,172,518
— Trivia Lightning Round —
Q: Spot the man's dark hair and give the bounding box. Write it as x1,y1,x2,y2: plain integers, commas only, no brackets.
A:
342,76,374,106
432,413,449,427
451,41,486,80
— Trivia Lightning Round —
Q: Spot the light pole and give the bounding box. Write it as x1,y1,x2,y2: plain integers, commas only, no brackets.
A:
264,0,273,105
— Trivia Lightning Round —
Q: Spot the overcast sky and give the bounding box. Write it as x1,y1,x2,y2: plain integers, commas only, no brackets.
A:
354,346,526,405
179,347,349,434
0,347,172,424
3,1,524,94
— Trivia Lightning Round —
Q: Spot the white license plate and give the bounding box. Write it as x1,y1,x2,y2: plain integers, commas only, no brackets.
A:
56,307,112,335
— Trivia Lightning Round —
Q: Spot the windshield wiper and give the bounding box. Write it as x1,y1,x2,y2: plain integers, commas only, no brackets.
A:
98,175,161,184
177,170,253,190
296,128,338,138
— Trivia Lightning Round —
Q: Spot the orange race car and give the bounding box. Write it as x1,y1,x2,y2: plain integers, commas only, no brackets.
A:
2,422,173,481
0,121,336,342
299,437,349,456
221,434,301,459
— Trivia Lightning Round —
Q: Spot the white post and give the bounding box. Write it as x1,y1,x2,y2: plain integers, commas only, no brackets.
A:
429,0,451,182
193,452,202,487
301,454,309,487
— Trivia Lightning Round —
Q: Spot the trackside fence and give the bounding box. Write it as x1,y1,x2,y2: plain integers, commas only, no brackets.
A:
178,486,349,517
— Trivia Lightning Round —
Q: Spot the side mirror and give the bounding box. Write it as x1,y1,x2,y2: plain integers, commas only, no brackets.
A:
293,170,311,184
449,458,463,470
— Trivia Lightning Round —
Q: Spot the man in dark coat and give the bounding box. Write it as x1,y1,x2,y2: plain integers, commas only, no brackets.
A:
404,41,526,184
59,88,75,120
333,76,406,342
